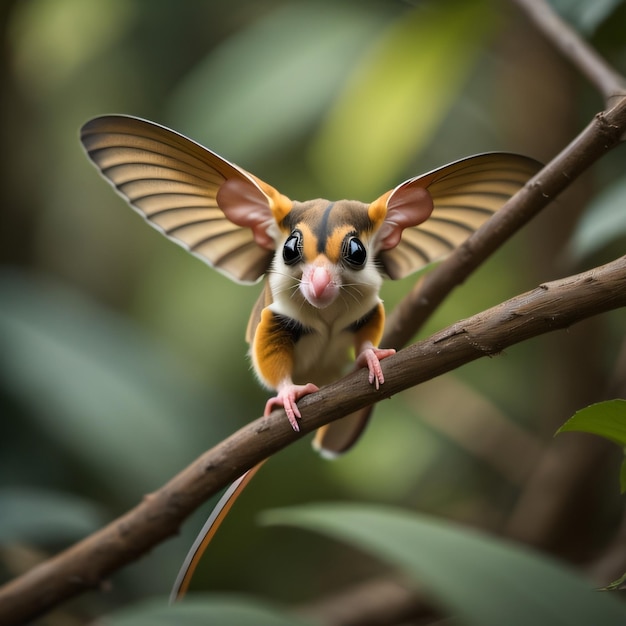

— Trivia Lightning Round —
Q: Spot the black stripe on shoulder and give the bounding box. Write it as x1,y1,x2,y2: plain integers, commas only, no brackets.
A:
273,313,313,343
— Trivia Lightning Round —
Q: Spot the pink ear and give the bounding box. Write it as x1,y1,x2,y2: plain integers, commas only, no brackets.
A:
377,183,433,251
216,178,277,250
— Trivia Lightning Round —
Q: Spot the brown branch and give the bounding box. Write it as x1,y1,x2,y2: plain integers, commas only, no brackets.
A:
512,0,626,105
0,251,625,623
383,94,626,350
384,0,626,350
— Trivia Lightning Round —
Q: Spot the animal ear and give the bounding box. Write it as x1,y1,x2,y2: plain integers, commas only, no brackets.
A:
369,182,434,252
80,115,281,284
217,178,281,251
216,172,295,249
373,153,542,280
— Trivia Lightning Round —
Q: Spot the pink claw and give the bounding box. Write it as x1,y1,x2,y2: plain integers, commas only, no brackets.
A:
264,382,320,431
355,346,396,390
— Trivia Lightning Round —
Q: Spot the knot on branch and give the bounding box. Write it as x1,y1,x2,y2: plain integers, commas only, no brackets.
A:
464,331,505,357
595,110,623,143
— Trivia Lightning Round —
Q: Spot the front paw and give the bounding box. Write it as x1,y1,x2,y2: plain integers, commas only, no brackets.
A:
264,382,320,431
355,347,396,390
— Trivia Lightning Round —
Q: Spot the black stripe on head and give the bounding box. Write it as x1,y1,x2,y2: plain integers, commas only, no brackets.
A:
316,202,335,253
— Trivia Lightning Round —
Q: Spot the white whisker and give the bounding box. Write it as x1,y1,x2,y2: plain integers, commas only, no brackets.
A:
339,285,362,307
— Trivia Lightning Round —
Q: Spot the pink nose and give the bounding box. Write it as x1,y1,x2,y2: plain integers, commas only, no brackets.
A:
301,264,339,308
310,266,332,299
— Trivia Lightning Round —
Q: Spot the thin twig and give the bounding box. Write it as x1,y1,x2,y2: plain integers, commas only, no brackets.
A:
512,0,626,105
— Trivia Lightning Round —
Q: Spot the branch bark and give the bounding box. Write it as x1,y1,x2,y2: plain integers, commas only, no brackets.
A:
0,253,625,623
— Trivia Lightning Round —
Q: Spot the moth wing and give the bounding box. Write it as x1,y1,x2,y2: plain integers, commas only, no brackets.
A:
379,153,542,280
80,115,274,284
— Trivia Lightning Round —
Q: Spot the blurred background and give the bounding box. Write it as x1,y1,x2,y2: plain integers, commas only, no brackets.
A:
1,0,625,623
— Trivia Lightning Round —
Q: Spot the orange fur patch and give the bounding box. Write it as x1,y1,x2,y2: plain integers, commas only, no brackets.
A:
252,308,294,388
354,302,385,350
252,175,293,224
324,224,356,264
368,193,390,228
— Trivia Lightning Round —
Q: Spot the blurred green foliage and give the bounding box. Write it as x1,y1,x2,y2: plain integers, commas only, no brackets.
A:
1,0,625,623
263,502,626,625
101,594,316,626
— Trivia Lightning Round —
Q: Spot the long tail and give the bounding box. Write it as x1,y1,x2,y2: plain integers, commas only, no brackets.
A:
313,406,373,458
169,460,266,602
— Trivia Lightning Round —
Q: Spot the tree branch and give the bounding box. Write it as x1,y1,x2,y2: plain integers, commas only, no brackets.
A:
0,252,625,624
384,0,626,350
383,94,626,349
512,0,626,105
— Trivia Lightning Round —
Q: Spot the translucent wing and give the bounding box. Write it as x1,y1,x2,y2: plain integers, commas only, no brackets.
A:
80,115,274,284
379,153,542,280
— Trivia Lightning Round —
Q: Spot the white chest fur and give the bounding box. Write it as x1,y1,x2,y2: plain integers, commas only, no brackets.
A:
268,283,382,386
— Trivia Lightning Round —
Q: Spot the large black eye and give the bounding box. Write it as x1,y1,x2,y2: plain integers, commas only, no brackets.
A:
342,236,367,268
283,230,303,265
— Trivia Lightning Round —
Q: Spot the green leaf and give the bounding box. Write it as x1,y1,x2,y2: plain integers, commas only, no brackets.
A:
310,0,495,197
100,594,315,626
568,176,626,261
557,400,626,493
556,399,626,447
262,503,626,626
